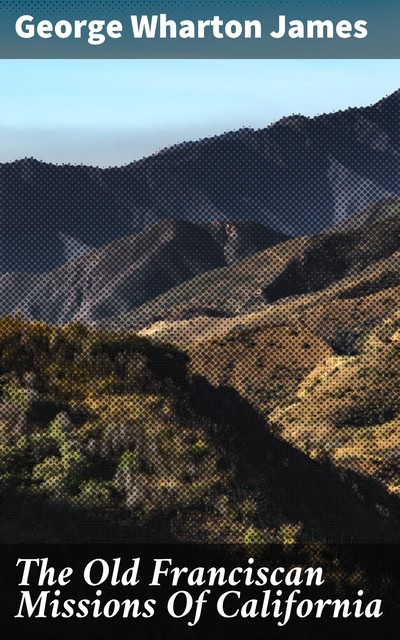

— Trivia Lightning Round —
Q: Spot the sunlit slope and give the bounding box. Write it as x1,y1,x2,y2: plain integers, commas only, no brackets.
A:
270,310,400,496
0,317,398,543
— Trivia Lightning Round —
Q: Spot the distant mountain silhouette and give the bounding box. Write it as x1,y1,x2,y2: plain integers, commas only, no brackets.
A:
1,90,398,273
0,219,287,324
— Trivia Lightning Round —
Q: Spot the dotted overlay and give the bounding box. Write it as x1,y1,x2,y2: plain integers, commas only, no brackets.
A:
0,89,400,549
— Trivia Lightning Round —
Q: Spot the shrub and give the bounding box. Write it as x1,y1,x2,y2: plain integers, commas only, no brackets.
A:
243,525,267,551
77,480,113,509
30,432,59,463
0,445,22,473
335,400,397,428
189,439,209,462
279,522,303,545
4,384,34,412
118,450,139,473
49,413,74,443
32,456,64,484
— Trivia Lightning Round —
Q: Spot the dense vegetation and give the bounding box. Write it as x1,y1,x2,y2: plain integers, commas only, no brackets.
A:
271,309,400,494
0,316,305,544
1,316,398,545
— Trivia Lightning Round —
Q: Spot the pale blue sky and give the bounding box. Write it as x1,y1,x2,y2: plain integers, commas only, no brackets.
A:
0,59,399,166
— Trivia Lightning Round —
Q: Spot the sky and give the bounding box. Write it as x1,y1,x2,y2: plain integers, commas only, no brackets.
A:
0,59,399,166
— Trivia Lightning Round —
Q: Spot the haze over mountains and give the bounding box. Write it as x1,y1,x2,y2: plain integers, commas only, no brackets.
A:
1,89,399,273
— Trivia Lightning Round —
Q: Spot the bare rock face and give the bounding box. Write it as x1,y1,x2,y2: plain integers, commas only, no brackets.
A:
327,158,394,224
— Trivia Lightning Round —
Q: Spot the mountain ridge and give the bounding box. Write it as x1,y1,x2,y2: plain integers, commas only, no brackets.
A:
0,219,288,324
2,89,398,272
123,202,400,331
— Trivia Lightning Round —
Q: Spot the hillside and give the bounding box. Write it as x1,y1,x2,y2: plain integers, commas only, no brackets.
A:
188,324,332,415
1,316,399,544
1,90,398,273
0,219,287,324
129,207,400,330
1,90,400,550
269,310,400,498
137,282,400,355
176,307,400,510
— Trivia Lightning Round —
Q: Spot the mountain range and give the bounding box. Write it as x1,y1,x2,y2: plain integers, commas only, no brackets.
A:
1,89,398,273
1,90,400,550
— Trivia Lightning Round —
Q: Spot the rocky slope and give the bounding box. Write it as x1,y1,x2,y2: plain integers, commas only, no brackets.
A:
128,204,400,330
0,219,287,324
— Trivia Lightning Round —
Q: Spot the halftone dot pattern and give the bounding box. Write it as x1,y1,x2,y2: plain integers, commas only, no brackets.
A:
0,89,399,546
